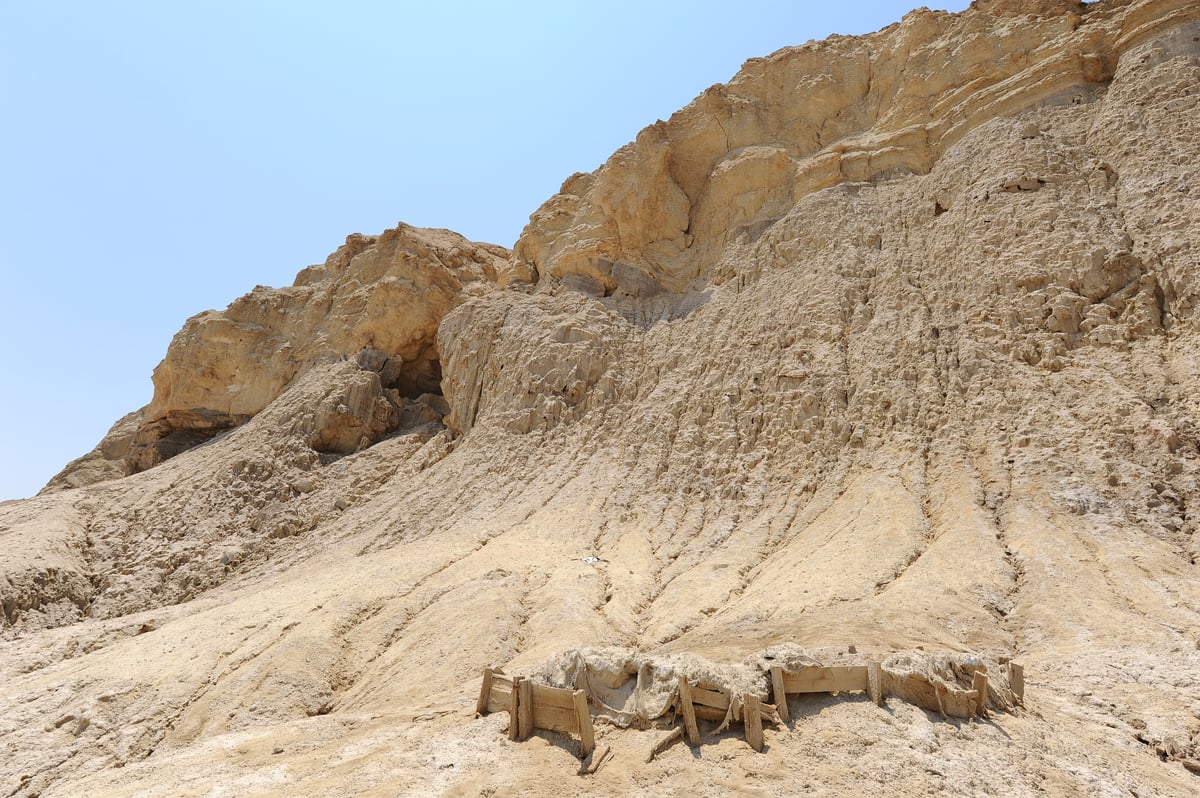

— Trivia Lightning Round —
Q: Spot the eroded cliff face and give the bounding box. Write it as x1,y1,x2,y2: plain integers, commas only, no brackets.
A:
514,0,1196,297
45,224,526,489
5,1,1200,796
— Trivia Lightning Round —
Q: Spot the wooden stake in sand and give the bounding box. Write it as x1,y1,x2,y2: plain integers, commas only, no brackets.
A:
518,678,534,739
677,676,700,745
572,689,595,757
744,694,764,752
770,667,790,723
972,671,989,718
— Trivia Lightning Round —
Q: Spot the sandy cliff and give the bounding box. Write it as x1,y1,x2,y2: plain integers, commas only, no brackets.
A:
4,0,1200,795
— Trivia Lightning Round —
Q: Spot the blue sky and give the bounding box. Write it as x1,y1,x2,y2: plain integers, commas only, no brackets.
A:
0,1,970,501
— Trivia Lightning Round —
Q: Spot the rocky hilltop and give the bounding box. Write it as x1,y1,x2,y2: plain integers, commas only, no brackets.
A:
4,1,1200,795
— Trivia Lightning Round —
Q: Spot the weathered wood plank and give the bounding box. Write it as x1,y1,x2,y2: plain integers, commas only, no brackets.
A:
693,704,728,722
770,667,790,723
573,689,594,757
518,678,534,740
1010,662,1024,704
532,683,578,710
744,694,764,752
782,666,869,694
691,686,730,710
646,726,683,762
533,704,578,735
579,743,612,775
972,671,989,718
488,683,513,713
477,668,495,716
867,661,883,706
508,678,521,741
677,677,700,746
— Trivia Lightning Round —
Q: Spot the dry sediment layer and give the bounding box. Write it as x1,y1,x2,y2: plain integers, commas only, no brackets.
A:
4,0,1200,795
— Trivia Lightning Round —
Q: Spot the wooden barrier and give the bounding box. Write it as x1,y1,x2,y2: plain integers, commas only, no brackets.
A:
771,663,878,721
480,656,1023,764
477,668,595,757
675,679,776,751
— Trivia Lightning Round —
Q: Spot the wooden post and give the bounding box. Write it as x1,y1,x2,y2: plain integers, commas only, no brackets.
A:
867,661,883,707
477,668,495,716
508,677,522,741
572,689,595,758
518,677,534,739
677,676,700,746
972,671,989,718
770,667,790,723
1009,662,1024,705
744,693,764,752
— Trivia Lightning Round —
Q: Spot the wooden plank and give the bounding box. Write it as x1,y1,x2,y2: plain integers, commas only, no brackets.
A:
744,694,764,752
691,686,730,710
508,678,521,741
532,683,577,710
488,683,513,713
477,668,495,715
677,677,700,746
533,705,578,735
518,678,534,740
573,689,594,757
782,666,869,694
867,661,883,707
1010,662,1024,704
972,671,989,718
770,667,790,723
694,704,728,722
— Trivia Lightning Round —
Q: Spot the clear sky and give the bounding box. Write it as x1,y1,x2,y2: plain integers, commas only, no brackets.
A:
0,1,970,501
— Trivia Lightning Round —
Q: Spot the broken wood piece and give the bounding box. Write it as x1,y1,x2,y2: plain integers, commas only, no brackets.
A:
573,689,595,757
578,743,613,775
867,661,883,706
770,667,790,723
677,676,700,745
744,693,764,752
646,726,684,762
972,671,989,718
758,701,782,727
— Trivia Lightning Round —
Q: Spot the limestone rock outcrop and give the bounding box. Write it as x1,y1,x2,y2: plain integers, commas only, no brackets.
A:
514,0,1198,296
45,224,525,489
6,1,1200,796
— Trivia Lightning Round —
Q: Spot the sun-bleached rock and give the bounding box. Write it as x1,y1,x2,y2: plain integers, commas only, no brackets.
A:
6,1,1200,795
45,224,526,487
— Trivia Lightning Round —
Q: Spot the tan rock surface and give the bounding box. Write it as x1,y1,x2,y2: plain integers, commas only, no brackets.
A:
5,0,1200,795
43,224,522,488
